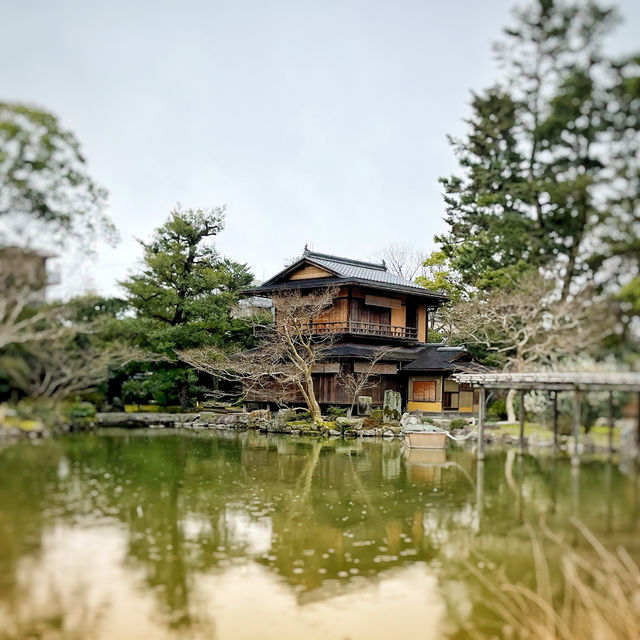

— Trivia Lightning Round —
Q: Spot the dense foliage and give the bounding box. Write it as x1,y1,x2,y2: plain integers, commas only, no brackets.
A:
437,1,639,297
0,102,116,248
435,0,640,367
114,206,254,409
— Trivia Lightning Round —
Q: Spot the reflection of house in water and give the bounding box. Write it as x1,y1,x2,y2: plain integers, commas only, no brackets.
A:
246,249,481,416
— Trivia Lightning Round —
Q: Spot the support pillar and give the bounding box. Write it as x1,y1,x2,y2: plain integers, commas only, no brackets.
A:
552,391,559,449
572,388,581,467
519,390,526,455
476,460,484,533
637,391,640,461
478,386,486,461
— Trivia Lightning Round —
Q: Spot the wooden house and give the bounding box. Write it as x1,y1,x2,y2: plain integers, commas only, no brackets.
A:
245,249,479,416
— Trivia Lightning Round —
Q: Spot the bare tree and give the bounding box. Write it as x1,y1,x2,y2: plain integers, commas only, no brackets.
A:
0,275,67,350
377,243,427,281
337,346,395,416
441,274,609,420
5,336,150,401
179,287,339,423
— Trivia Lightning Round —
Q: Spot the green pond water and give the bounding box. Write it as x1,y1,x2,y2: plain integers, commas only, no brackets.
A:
0,429,638,639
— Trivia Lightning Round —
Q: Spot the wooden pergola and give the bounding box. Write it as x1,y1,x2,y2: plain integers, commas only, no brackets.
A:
452,371,640,463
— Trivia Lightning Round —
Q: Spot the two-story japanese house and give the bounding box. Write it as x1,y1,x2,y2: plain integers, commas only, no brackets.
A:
245,249,479,416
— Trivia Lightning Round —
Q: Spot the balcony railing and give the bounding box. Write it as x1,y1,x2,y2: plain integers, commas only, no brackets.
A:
254,321,418,341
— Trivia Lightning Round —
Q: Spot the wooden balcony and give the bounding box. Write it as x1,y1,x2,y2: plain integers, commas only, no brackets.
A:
254,321,418,341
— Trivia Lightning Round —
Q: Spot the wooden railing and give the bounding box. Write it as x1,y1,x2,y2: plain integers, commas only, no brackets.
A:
254,321,418,340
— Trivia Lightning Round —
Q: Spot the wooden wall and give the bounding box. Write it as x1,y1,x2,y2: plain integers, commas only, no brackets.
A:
244,371,403,406
289,264,332,280
313,373,402,405
417,304,427,342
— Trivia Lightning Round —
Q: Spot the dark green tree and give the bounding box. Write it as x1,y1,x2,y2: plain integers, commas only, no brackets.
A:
436,1,639,301
118,206,254,409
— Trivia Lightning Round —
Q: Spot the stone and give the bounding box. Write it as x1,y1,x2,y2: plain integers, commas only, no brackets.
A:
383,390,402,422
357,396,372,416
400,412,422,428
328,429,341,436
250,409,271,423
336,416,365,430
383,429,394,438
178,413,200,423
361,429,377,437
200,412,250,425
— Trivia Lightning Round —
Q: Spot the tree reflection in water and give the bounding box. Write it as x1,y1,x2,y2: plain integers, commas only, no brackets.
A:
0,430,638,639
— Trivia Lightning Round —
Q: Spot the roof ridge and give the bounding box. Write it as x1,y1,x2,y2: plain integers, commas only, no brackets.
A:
304,250,387,271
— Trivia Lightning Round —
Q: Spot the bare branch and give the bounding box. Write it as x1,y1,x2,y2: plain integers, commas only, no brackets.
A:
441,274,609,372
337,346,395,415
180,287,340,422
0,274,68,349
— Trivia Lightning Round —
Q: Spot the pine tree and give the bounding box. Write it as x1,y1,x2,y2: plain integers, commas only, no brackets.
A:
436,0,639,302
119,206,253,409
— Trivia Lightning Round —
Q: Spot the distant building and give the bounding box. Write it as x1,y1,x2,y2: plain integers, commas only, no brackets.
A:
0,246,57,301
245,249,480,416
233,295,274,318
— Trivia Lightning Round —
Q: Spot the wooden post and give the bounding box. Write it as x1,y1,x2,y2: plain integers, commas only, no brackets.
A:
519,390,526,455
572,388,581,467
637,391,640,462
476,459,484,533
552,391,559,448
478,386,485,461
608,391,614,457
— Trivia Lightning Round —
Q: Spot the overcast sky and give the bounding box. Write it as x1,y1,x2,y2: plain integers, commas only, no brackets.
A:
2,0,639,296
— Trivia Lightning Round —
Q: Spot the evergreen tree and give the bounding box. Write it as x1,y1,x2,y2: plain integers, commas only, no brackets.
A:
436,0,639,301
119,206,253,409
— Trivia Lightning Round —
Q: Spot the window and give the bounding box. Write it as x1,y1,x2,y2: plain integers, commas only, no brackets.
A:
443,378,459,410
413,381,437,402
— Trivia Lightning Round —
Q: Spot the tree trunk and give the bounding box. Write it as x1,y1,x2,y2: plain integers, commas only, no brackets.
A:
506,389,517,423
179,380,189,412
304,370,323,423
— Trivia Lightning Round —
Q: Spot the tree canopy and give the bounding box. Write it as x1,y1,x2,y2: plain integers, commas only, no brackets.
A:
436,0,639,301
0,102,116,247
117,206,254,408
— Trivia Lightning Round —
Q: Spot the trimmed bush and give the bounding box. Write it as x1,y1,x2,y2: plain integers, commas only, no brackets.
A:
279,408,312,423
64,401,97,421
326,405,347,418
449,417,468,430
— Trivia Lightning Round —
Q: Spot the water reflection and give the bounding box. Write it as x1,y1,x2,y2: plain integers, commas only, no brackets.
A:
0,431,638,639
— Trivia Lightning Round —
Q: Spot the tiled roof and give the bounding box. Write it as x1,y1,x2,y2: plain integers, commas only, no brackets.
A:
302,250,430,292
327,342,421,361
400,345,469,372
253,249,447,300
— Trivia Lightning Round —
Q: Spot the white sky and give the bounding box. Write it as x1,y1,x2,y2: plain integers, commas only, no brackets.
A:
1,0,639,296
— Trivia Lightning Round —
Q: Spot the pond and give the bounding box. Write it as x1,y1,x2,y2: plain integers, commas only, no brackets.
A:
0,430,638,639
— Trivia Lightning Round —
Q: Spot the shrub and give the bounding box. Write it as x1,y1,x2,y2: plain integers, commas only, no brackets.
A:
64,401,97,421
487,397,507,421
279,408,312,423
449,417,468,430
326,405,347,418
369,409,384,426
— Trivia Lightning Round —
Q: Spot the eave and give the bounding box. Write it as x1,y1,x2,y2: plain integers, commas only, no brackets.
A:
244,277,448,305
